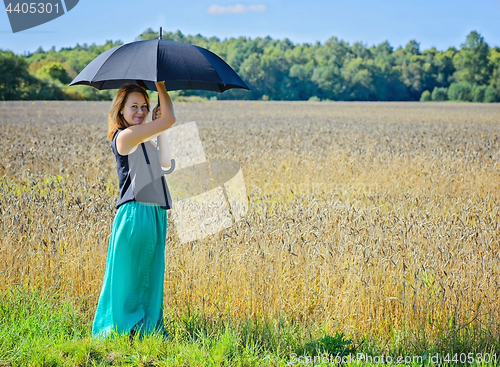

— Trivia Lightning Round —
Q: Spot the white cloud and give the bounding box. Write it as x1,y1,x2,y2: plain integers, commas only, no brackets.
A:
207,4,267,15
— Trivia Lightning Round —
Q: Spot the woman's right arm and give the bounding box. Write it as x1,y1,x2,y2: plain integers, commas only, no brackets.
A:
116,81,176,155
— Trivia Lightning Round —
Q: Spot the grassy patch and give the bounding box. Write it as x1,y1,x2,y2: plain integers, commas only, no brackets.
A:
1,288,500,366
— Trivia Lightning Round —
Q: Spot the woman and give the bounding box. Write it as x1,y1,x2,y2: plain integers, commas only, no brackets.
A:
92,81,176,340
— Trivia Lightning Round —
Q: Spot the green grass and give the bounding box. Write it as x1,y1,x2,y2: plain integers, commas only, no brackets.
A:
0,287,339,366
1,287,499,366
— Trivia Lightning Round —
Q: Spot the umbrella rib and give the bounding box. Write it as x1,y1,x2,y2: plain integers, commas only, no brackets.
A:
205,65,224,92
193,46,225,92
115,41,154,83
123,48,142,80
180,51,193,86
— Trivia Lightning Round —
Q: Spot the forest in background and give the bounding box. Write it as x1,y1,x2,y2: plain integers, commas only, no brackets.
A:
1,29,499,102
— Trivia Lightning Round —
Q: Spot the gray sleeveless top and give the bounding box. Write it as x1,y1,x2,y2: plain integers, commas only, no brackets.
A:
111,130,172,210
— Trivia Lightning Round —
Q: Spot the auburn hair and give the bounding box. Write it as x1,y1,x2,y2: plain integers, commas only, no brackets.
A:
107,84,151,140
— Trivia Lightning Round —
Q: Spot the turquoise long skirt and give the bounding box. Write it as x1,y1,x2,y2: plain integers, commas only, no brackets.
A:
92,200,168,339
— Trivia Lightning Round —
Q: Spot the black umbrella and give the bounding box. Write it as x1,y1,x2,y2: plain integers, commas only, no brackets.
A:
69,31,249,93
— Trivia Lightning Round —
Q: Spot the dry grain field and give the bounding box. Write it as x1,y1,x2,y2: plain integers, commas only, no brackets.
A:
1,100,500,349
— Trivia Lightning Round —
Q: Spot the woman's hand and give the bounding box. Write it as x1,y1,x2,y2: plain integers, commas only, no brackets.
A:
152,104,161,121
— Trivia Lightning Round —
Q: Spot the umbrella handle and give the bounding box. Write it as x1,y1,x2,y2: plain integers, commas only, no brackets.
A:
162,158,176,174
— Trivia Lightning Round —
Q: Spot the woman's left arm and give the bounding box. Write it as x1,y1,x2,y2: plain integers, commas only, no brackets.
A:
158,131,172,170
152,104,172,169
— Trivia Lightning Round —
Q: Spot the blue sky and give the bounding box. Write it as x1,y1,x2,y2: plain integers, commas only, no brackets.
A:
1,0,500,55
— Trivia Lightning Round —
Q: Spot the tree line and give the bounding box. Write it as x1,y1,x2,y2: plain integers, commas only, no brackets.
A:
1,30,499,102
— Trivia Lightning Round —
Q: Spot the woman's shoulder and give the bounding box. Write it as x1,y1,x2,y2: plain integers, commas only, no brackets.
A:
113,129,143,157
111,129,124,156
112,128,124,141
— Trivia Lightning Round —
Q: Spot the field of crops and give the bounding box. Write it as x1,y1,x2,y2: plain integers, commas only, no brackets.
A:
1,100,500,353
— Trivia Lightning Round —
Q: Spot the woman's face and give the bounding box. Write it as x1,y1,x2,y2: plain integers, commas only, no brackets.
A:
121,92,149,126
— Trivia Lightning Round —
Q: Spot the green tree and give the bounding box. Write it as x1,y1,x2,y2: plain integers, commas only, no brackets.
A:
238,53,265,99
453,31,491,85
404,40,420,56
341,57,375,100
472,85,487,102
420,90,431,102
488,46,500,95
137,28,160,41
484,86,498,102
371,41,393,62
401,57,424,99
288,61,316,100
311,61,343,100
0,51,32,100
35,62,71,84
431,47,456,86
431,87,448,101
448,82,473,101
351,42,371,59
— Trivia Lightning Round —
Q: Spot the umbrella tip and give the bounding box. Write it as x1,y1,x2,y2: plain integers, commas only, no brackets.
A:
159,27,162,40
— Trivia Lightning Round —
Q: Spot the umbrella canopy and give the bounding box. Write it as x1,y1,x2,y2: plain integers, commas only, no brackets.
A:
69,39,249,93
